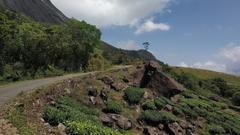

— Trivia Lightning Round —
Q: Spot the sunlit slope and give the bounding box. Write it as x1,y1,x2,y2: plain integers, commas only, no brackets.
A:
173,67,240,86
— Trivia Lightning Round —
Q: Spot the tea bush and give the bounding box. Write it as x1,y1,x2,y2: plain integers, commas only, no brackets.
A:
142,100,157,110
43,97,101,126
65,121,130,135
124,87,144,105
138,110,179,125
232,92,240,106
154,97,172,110
105,100,123,114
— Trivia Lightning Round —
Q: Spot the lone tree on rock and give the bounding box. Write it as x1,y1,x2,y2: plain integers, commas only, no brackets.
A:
143,42,150,51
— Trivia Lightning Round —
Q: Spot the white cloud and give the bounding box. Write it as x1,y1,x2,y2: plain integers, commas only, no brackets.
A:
179,62,189,67
221,43,240,62
135,19,170,34
116,40,141,50
51,0,170,27
178,43,240,75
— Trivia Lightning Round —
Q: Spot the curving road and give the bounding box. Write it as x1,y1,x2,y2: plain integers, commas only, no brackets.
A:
0,66,130,106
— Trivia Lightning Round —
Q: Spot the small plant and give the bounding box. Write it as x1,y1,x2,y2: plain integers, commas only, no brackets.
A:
142,100,157,110
232,92,240,106
124,87,144,105
138,110,178,125
154,97,172,110
43,107,67,126
208,125,226,134
105,100,123,114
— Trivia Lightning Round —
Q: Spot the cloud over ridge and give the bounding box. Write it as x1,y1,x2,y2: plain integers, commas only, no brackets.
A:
51,0,170,27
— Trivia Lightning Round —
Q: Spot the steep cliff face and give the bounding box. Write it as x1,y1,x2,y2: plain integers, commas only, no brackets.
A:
0,0,67,23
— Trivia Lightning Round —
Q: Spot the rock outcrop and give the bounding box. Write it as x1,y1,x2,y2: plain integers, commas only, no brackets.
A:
141,61,185,97
100,114,132,130
124,61,185,97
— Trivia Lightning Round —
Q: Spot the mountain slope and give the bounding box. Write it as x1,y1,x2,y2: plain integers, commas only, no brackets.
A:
0,0,67,23
0,0,158,64
101,41,158,64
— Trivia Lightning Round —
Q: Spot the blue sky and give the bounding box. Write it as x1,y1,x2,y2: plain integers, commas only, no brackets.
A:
52,0,240,74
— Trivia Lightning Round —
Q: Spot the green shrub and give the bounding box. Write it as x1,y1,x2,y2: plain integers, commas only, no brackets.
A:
142,100,157,110
43,97,101,126
208,125,226,134
56,97,100,116
105,100,123,114
154,97,172,110
124,87,144,105
172,107,185,117
65,121,130,135
173,72,200,90
43,107,67,126
232,92,240,106
138,110,178,125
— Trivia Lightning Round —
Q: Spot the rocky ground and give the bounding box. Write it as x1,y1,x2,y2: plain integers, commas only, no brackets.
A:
0,61,239,135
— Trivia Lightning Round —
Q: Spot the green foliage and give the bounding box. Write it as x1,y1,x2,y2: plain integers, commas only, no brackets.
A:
87,49,111,71
142,100,157,110
211,78,229,96
208,125,226,135
43,97,100,126
232,92,240,106
43,106,67,126
65,121,129,135
154,97,172,110
173,72,200,90
105,100,123,114
174,96,240,135
0,9,103,82
124,87,145,105
138,110,179,125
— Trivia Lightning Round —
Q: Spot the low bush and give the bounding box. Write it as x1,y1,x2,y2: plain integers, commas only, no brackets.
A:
43,106,67,126
138,110,178,125
65,121,129,135
208,125,226,134
105,100,123,114
142,100,157,110
232,92,240,106
154,97,172,110
124,87,144,105
43,97,101,126
55,97,100,116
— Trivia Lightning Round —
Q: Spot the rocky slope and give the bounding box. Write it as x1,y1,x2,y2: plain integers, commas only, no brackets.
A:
0,0,67,23
2,61,239,135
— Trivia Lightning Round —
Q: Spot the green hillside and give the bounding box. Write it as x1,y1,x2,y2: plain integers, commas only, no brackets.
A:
173,67,240,87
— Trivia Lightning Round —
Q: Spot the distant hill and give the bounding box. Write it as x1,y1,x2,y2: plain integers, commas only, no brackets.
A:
101,41,159,64
0,0,68,23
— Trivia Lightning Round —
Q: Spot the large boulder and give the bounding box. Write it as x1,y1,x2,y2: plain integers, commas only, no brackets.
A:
140,61,185,97
100,114,132,130
123,68,145,87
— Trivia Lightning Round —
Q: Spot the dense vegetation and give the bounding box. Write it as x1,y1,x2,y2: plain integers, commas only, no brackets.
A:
171,69,240,106
43,97,129,135
0,8,103,82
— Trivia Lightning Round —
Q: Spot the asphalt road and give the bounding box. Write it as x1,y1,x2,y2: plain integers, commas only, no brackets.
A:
0,66,130,106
